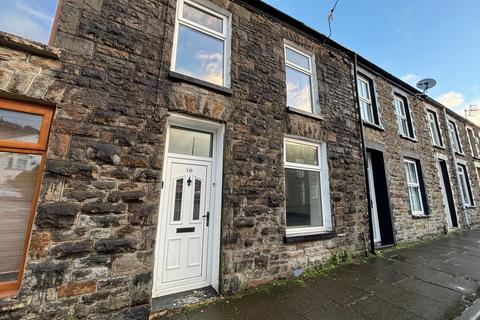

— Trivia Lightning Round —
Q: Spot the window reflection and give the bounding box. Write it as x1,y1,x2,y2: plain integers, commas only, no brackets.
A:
0,109,42,144
285,169,322,228
0,152,41,282
169,127,212,157
285,48,310,70
183,2,223,33
175,25,224,86
286,66,313,112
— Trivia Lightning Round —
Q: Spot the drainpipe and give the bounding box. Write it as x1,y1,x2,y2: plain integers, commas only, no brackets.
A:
443,108,470,228
352,53,375,255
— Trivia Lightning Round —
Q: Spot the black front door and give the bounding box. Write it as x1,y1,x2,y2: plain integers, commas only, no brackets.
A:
438,159,458,228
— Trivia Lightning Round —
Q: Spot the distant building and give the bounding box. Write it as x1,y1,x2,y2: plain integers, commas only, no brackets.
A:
465,105,480,126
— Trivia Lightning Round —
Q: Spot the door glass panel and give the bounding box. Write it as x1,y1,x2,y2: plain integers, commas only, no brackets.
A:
193,179,201,220
285,142,318,165
0,109,42,144
168,127,213,157
0,152,41,282
183,2,223,33
173,178,184,221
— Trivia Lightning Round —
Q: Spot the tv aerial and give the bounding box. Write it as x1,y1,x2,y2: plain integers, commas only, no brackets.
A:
416,78,437,94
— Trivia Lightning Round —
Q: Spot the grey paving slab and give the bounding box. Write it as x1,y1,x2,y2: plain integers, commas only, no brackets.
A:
349,294,424,320
162,230,480,320
304,301,364,320
379,287,465,320
396,277,463,304
425,272,479,295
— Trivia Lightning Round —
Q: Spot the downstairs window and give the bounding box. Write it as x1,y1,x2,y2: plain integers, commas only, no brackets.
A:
0,98,53,295
284,138,331,236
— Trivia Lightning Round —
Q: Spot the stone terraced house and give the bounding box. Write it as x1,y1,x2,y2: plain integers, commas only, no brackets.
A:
0,0,478,318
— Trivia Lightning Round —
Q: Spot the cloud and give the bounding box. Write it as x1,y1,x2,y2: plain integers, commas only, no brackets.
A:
436,91,465,108
400,74,421,86
0,0,56,44
0,13,46,43
14,3,52,21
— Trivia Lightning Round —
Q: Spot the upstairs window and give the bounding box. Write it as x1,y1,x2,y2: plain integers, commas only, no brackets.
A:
457,164,474,207
172,0,231,87
284,44,319,114
426,110,443,147
0,98,53,295
404,159,428,216
284,138,331,236
447,120,463,154
394,94,415,139
357,75,380,125
466,127,480,158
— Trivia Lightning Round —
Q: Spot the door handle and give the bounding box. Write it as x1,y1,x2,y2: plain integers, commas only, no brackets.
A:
202,211,210,227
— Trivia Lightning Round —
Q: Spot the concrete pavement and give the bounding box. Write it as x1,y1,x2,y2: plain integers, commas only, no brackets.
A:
164,228,480,320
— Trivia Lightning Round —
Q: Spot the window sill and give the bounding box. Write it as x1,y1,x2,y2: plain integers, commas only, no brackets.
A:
0,289,18,298
433,144,446,151
399,135,417,143
363,121,384,131
464,205,476,209
168,71,232,96
412,214,430,219
286,107,323,120
455,151,465,157
284,230,337,244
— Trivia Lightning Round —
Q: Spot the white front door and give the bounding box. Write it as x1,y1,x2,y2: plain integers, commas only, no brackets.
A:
367,153,381,244
154,157,212,296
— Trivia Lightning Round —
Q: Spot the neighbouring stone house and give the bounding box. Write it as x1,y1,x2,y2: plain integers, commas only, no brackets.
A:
0,0,478,319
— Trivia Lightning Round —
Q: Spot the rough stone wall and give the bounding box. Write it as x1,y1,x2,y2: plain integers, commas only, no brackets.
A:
446,111,480,226
0,0,368,318
0,0,167,318
362,75,449,243
160,0,369,294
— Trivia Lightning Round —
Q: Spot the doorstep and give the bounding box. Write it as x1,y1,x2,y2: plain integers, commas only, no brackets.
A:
150,286,218,315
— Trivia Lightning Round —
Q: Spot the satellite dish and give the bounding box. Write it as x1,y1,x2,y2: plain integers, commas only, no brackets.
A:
416,78,437,94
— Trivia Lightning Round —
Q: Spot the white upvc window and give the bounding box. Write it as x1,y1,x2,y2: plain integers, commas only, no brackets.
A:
447,120,463,154
357,76,375,124
284,138,331,236
466,126,480,158
427,110,443,147
284,44,319,114
172,0,231,87
458,163,474,207
394,96,411,137
404,159,425,216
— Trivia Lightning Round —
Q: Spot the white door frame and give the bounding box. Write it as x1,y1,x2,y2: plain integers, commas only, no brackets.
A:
152,113,224,298
436,154,459,230
366,152,381,243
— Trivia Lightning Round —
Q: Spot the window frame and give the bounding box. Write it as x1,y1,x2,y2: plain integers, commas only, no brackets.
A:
357,75,375,124
394,94,414,139
0,99,53,151
284,43,320,115
465,126,480,158
457,163,475,207
426,109,443,147
404,159,425,216
283,137,331,237
0,98,53,296
171,0,232,88
447,120,463,154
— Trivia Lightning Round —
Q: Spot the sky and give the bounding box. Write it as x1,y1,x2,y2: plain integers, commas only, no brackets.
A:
0,0,58,44
0,0,478,115
264,0,480,115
